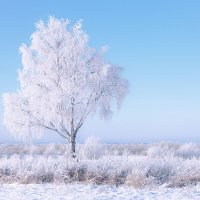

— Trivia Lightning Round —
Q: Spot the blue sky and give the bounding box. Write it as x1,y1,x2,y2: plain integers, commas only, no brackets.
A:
0,0,200,143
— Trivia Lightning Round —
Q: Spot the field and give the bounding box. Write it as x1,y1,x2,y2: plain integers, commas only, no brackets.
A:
0,183,200,200
0,139,200,199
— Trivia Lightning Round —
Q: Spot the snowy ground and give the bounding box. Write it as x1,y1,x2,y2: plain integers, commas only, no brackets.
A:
0,183,200,200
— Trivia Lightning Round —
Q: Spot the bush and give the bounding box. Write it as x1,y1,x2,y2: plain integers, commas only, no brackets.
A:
175,143,200,159
0,142,200,188
80,137,104,160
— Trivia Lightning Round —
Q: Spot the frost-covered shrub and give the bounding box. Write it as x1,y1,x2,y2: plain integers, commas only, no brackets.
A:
28,144,47,155
147,142,177,158
0,154,198,188
167,157,200,187
145,157,176,184
125,170,155,189
1,143,200,188
44,144,57,155
175,143,200,159
80,137,104,160
147,142,200,159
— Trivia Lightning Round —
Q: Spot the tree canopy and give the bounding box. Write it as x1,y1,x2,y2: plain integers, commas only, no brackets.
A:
3,17,128,156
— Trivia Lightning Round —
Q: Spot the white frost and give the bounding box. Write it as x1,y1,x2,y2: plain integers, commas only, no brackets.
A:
3,16,128,144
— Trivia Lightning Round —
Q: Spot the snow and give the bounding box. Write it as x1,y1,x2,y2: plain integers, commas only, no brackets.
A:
0,183,200,200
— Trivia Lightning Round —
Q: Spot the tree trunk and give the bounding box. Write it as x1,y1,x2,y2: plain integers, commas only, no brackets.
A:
70,135,76,159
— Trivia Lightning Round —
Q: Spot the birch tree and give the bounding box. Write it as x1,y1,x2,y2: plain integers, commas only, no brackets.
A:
3,17,128,158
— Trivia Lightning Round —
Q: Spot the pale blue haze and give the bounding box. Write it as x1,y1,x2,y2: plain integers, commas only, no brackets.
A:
0,0,200,143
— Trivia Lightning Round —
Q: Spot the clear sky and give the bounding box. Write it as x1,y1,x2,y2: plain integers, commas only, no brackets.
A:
0,0,200,144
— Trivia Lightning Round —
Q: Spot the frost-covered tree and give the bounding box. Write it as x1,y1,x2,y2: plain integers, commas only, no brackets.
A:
3,17,128,158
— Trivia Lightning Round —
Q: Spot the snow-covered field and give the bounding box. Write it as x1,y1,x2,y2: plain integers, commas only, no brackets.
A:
1,141,200,199
1,183,200,200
